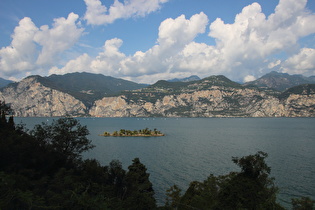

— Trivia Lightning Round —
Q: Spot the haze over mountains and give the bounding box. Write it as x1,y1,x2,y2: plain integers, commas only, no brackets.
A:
0,78,12,88
0,71,314,117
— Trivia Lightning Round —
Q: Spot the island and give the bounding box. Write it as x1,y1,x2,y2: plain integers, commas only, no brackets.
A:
100,128,165,137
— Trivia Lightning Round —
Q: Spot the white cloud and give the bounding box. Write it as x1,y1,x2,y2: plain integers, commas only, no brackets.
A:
84,0,169,25
49,53,92,75
49,38,126,76
50,12,208,83
268,60,281,69
34,13,84,66
243,75,256,83
91,38,126,75
0,17,38,77
0,13,84,79
4,0,314,84
180,0,315,81
282,48,315,76
52,0,315,83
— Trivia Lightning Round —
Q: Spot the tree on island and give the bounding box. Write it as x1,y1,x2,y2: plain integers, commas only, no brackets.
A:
102,128,164,137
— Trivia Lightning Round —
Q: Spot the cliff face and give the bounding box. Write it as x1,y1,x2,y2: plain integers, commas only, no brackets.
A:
1,75,314,117
0,77,87,117
89,86,315,117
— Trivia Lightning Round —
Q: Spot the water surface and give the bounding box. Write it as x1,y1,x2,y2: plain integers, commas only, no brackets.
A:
17,117,315,208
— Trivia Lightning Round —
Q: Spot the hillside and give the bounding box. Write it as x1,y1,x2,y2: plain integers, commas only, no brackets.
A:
0,77,13,88
167,75,200,82
245,71,315,91
90,75,315,117
46,72,147,106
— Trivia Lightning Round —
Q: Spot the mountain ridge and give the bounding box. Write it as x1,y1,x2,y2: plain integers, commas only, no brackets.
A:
0,77,13,88
0,72,314,117
167,75,200,82
245,71,315,91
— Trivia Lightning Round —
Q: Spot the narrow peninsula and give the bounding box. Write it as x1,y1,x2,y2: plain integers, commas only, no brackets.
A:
100,128,165,137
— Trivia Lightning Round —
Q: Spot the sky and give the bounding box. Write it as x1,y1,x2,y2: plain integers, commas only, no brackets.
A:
0,0,315,84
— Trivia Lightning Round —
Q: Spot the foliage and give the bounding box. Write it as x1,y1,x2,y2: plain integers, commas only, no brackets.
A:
30,117,94,161
124,158,156,209
35,73,147,106
0,110,157,209
102,128,164,137
292,197,315,210
165,151,285,210
165,185,182,208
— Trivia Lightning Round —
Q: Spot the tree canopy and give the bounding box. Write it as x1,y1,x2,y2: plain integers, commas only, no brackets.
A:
30,117,94,161
165,151,284,210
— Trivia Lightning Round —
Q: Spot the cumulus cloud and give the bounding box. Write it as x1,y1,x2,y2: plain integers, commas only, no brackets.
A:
120,12,209,78
34,13,84,66
0,17,38,77
49,53,93,75
243,75,256,83
51,12,209,83
0,13,84,78
84,0,169,25
282,48,315,76
52,0,315,83
170,0,315,82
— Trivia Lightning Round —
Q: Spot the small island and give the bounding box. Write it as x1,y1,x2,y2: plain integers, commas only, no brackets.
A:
100,128,165,137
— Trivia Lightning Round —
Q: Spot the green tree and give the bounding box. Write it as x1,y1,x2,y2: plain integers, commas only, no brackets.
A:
31,117,94,161
108,160,126,199
292,197,315,210
0,100,13,128
124,158,156,209
218,151,282,209
166,151,284,210
165,185,182,209
113,130,119,136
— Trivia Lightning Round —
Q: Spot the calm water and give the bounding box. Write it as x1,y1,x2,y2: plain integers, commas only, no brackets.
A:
17,117,315,208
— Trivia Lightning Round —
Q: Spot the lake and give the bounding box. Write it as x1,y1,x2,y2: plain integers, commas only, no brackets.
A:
16,117,315,208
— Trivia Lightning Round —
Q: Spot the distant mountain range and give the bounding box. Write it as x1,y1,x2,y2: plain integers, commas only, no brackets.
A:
0,71,314,117
167,75,200,82
0,78,12,88
244,71,315,91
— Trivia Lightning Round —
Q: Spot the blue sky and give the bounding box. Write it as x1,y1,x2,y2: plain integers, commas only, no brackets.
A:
0,0,315,83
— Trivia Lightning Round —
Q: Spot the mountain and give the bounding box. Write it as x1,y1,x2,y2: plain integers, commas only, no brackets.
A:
90,75,315,117
46,72,147,106
0,77,13,88
1,73,314,117
0,72,147,116
245,71,315,91
168,75,200,82
0,76,87,117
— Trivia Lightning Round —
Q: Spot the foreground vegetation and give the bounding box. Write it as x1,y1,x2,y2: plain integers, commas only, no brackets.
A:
0,101,314,209
101,128,164,137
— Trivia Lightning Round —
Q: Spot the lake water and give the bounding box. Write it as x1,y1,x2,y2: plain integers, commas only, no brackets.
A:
16,117,315,208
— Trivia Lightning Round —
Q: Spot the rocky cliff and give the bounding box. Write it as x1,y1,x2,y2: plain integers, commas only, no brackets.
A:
1,74,314,117
89,85,315,117
0,76,87,117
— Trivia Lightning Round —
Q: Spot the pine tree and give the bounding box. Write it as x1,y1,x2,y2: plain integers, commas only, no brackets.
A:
124,158,156,209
